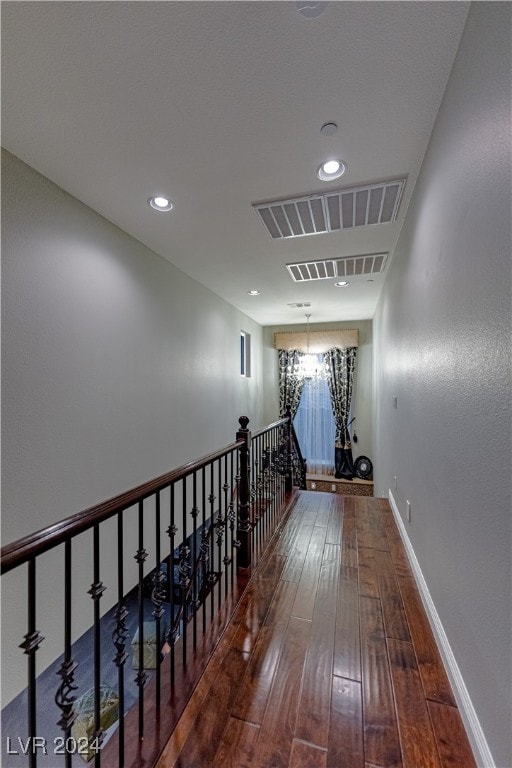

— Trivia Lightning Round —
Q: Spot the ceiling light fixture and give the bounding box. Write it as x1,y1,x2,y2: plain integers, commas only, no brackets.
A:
334,281,349,287
288,313,330,381
324,160,340,174
147,196,174,212
317,159,347,182
247,290,261,296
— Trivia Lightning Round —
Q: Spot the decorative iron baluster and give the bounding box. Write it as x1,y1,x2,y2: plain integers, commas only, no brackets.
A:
134,501,148,739
233,451,241,553
216,460,224,609
228,452,236,589
280,423,288,501
262,435,268,548
201,468,207,633
275,443,281,520
251,434,257,531
285,410,293,492
198,526,211,596
88,523,106,768
290,420,307,489
277,428,283,511
19,558,44,768
277,427,283,510
236,416,252,567
181,480,188,668
269,434,274,532
266,435,272,531
191,473,199,649
273,429,279,522
112,512,128,768
261,442,269,540
271,428,277,526
259,434,266,544
252,435,260,525
152,491,166,706
222,454,230,598
271,433,277,522
259,434,266,552
178,540,190,666
55,539,78,768
208,464,216,617
167,484,177,685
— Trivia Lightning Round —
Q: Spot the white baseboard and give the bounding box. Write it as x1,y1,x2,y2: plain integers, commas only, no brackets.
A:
388,490,496,768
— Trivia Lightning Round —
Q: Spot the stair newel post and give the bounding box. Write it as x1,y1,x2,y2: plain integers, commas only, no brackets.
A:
236,416,252,569
285,406,293,493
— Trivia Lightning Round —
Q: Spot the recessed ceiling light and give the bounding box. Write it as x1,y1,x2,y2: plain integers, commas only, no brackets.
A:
148,196,174,212
334,281,349,287
247,290,261,296
317,159,347,182
324,160,340,174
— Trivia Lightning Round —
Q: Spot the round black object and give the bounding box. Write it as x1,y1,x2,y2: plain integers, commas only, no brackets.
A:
354,456,373,480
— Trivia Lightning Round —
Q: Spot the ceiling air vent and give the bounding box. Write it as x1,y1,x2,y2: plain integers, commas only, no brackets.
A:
253,178,405,240
286,253,388,282
287,301,312,308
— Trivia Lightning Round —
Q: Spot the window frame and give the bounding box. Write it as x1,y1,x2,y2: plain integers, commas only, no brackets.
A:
240,331,251,377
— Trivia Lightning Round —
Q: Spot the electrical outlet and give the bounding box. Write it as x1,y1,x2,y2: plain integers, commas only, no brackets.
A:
331,484,336,491
406,500,411,522
311,482,316,490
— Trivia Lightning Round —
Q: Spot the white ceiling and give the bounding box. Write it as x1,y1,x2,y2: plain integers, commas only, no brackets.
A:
2,1,470,326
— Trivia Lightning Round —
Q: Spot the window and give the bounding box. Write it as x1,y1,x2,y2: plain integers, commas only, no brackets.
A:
240,331,251,377
293,357,336,474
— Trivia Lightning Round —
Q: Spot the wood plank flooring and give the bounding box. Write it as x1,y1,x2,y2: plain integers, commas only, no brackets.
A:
156,491,476,768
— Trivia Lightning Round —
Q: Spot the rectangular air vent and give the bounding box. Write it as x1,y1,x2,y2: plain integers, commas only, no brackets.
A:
287,301,312,308
253,179,405,240
286,253,388,282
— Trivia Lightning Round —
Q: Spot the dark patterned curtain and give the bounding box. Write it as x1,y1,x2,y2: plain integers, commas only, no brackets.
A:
324,347,357,479
278,349,306,418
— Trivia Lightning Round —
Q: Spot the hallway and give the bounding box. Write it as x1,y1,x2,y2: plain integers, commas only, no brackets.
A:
156,491,475,768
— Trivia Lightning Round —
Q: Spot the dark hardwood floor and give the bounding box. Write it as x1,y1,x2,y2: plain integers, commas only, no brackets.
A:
155,491,476,768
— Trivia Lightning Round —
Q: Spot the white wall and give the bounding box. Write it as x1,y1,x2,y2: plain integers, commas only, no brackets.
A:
263,320,373,463
373,5,511,766
1,150,266,704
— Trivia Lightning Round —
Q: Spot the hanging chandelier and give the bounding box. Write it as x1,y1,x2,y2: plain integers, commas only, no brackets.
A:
288,314,330,381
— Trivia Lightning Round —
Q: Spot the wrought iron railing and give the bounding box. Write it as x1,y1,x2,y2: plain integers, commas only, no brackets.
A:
1,413,306,768
290,418,308,490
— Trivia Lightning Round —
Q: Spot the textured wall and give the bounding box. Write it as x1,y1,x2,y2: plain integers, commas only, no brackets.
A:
373,5,511,766
1,150,266,703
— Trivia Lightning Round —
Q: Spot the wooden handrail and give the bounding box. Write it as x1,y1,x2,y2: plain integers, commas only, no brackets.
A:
251,416,289,439
1,439,245,575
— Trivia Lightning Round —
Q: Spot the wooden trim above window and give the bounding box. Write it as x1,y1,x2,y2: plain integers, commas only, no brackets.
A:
274,329,359,352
